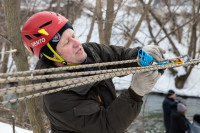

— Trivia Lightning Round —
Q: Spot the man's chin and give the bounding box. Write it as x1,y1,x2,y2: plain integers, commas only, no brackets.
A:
79,53,87,63
80,56,87,63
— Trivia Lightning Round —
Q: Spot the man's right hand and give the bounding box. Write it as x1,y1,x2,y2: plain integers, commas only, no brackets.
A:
130,70,161,96
142,45,166,62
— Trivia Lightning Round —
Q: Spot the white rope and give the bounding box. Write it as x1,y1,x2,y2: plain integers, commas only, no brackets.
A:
0,58,180,95
0,58,177,78
1,60,199,105
0,49,17,54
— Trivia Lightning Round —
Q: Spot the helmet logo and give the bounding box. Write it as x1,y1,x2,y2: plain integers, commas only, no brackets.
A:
58,17,63,24
52,33,60,42
31,38,46,47
38,29,49,36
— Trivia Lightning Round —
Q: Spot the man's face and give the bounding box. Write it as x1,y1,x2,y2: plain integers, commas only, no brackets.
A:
169,93,176,99
55,29,87,64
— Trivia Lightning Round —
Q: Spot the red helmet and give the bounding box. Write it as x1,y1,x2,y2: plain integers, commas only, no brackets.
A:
22,11,68,58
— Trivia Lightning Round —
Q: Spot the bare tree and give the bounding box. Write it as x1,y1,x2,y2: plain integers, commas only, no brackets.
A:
125,0,152,48
86,7,96,43
96,0,123,45
175,0,200,89
2,0,45,133
104,0,115,45
0,43,9,102
96,0,105,44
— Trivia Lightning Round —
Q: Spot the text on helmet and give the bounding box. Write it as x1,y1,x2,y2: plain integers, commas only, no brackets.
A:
31,38,46,47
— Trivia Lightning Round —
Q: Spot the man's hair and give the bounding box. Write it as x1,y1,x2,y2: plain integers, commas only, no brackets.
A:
193,114,200,124
167,89,175,96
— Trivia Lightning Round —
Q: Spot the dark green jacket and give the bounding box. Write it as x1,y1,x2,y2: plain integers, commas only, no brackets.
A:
35,43,143,133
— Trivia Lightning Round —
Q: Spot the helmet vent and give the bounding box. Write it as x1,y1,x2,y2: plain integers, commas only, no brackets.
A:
24,35,33,40
39,21,52,28
33,34,43,38
30,47,34,54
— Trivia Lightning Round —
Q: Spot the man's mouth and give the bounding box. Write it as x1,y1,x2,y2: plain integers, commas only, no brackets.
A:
76,48,82,54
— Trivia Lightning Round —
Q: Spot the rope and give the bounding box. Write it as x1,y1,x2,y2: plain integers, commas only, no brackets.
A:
0,49,17,54
0,58,179,95
0,66,143,84
0,66,157,96
0,58,177,78
1,59,199,105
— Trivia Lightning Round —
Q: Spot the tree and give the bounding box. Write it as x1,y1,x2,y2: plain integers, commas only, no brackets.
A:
2,0,45,132
96,0,123,45
125,0,152,48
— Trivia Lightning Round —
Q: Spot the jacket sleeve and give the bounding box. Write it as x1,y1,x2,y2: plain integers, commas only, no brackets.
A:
84,43,141,68
178,117,190,132
44,88,143,133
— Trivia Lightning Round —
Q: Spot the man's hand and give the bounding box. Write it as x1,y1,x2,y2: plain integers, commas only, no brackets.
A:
130,71,161,96
142,45,166,62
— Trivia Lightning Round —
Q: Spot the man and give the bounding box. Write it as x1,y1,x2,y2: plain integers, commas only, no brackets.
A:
162,90,177,133
169,103,191,133
192,114,200,133
22,11,165,133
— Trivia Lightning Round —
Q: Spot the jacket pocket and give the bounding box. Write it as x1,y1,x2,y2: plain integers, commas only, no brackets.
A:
74,100,100,116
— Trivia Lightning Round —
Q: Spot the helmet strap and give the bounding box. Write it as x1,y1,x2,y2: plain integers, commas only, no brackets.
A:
41,42,80,66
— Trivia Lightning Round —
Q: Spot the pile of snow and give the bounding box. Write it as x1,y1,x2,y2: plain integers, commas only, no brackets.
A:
0,122,32,133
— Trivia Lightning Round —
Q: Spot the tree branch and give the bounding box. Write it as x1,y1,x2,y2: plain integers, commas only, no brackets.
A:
0,33,12,44
125,0,152,48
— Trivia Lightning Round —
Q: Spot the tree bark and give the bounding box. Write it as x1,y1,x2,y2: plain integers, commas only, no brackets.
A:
86,7,96,43
146,11,158,45
104,0,115,45
2,0,45,133
0,43,9,102
96,0,105,44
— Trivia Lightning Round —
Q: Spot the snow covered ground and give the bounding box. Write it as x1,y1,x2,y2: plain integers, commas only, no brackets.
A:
0,122,32,133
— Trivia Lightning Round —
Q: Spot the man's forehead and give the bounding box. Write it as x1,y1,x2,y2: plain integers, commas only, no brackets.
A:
59,29,74,42
63,28,74,36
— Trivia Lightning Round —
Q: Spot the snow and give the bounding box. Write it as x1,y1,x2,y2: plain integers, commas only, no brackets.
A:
0,122,32,133
1,1,200,132
73,2,200,97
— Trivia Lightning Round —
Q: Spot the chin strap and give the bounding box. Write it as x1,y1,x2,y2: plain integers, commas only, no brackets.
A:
42,42,80,66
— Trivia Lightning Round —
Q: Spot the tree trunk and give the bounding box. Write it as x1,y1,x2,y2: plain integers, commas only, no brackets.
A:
104,0,115,45
96,0,105,44
175,1,200,89
86,7,96,43
175,66,193,89
2,0,45,133
0,42,9,102
146,13,158,45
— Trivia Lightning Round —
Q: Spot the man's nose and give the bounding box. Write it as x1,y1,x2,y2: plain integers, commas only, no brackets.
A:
72,39,80,48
